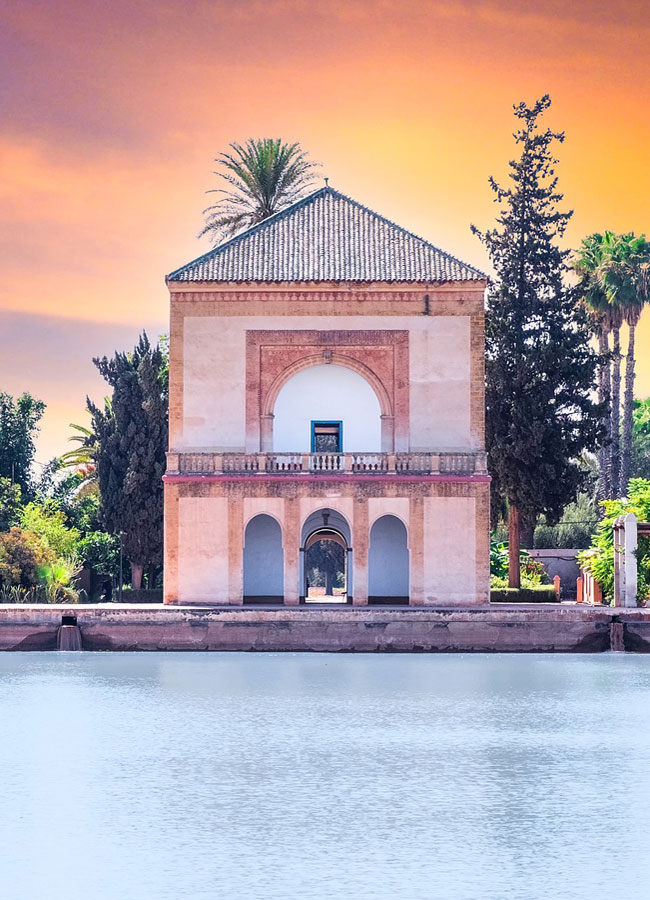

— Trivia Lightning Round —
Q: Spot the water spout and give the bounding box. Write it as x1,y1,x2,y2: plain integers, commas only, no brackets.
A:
609,620,624,652
57,615,82,651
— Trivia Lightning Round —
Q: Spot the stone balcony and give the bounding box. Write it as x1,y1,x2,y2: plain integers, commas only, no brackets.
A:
166,451,489,476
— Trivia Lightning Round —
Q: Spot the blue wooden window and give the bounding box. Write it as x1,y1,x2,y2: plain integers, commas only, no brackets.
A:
311,421,342,453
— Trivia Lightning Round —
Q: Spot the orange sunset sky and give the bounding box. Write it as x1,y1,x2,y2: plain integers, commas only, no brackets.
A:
1,0,649,463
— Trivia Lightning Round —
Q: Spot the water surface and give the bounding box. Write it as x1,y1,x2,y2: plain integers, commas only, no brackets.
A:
1,653,649,900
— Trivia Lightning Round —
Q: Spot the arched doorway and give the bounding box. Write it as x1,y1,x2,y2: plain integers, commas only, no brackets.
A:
368,515,409,605
301,509,352,603
243,514,283,603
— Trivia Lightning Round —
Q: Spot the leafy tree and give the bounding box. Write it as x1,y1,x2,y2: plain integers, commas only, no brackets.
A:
78,532,120,577
200,138,319,243
472,95,604,587
0,477,22,532
0,392,45,498
532,492,598,549
632,397,650,479
87,332,168,589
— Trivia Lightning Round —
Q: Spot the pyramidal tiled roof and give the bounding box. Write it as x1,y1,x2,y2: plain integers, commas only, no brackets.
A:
167,186,486,284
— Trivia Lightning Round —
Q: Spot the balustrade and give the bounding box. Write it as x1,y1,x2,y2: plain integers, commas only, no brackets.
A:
170,450,488,477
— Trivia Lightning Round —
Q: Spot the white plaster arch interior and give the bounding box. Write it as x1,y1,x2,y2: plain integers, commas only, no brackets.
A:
272,363,382,453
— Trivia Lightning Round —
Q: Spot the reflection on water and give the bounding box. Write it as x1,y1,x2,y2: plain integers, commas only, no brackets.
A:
1,653,650,900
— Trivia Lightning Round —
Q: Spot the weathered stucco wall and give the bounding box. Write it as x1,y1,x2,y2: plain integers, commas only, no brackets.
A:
180,313,473,452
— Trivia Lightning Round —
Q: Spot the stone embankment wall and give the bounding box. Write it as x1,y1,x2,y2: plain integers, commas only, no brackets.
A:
1,604,648,652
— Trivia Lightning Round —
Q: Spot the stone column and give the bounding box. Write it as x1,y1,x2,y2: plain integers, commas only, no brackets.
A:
380,415,395,452
409,495,425,605
260,414,274,452
352,495,369,605
283,497,300,605
227,491,244,605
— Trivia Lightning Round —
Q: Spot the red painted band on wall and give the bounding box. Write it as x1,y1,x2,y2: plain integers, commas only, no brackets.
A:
163,473,492,484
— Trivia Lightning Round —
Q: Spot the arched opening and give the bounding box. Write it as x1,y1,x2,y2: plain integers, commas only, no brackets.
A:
243,514,283,604
301,509,352,604
368,515,409,605
272,364,382,452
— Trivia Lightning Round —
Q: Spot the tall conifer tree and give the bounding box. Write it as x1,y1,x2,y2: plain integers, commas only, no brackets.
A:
88,333,168,589
472,95,604,587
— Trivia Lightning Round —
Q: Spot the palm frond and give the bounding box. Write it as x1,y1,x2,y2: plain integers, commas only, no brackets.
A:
200,138,320,244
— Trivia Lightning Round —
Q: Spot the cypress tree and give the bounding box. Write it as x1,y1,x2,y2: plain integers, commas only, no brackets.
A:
88,333,168,590
472,95,604,587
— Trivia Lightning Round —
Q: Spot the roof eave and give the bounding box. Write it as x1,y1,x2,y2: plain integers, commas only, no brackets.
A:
167,278,488,292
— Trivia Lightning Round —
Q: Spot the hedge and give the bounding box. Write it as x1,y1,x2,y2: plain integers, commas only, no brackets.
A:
490,585,557,603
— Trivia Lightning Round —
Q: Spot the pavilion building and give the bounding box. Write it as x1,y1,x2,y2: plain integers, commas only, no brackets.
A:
163,186,490,605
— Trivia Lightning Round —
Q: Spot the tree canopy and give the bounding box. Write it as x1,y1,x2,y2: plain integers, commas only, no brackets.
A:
0,392,45,499
87,332,168,589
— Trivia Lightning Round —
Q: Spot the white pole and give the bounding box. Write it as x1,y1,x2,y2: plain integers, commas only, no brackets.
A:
623,513,638,608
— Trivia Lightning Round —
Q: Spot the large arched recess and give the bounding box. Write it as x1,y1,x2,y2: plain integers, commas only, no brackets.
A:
272,363,382,452
243,514,284,603
368,515,409,604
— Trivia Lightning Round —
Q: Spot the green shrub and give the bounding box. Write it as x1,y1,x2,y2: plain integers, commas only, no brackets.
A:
490,537,549,588
20,501,80,557
0,527,55,588
38,558,82,603
577,478,650,604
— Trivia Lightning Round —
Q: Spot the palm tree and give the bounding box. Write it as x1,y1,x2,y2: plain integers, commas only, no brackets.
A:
200,139,320,243
574,233,618,501
59,422,98,496
599,233,650,493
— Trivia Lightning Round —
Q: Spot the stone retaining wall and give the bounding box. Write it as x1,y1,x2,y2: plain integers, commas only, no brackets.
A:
0,604,644,652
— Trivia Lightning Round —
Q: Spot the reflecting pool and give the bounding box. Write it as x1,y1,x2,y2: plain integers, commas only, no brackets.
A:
1,653,650,899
